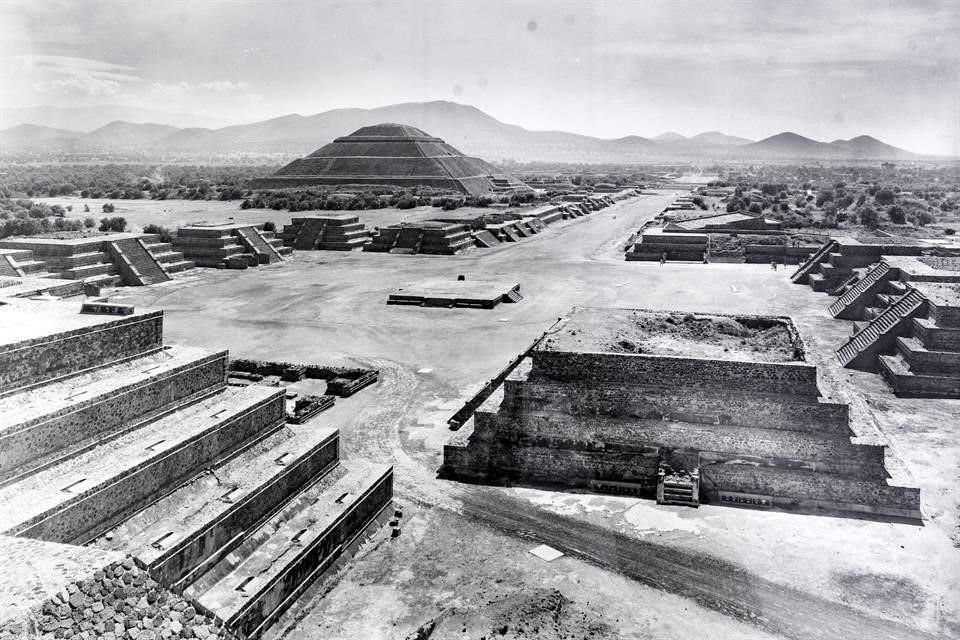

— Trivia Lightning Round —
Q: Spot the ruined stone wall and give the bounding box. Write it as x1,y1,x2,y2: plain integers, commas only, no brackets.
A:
504,379,851,435
531,350,817,396
10,391,286,544
0,557,235,640
0,313,164,394
929,301,960,328
1,353,228,476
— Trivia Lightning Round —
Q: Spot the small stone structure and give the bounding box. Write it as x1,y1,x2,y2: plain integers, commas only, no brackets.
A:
830,256,960,397
0,233,193,288
443,307,920,520
388,278,522,308
0,298,392,639
174,222,292,268
279,213,372,250
790,236,939,293
364,221,475,255
626,227,708,261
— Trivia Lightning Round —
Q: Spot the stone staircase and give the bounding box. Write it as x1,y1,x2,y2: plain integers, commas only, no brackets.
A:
829,261,894,319
281,214,372,251
836,288,927,370
365,221,474,255
141,236,195,274
0,299,392,638
790,240,837,285
656,465,700,507
235,225,284,263
107,237,172,285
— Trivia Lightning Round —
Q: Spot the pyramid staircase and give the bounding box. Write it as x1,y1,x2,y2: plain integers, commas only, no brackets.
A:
107,237,172,285
0,299,392,639
836,288,927,370
235,226,284,264
174,224,289,269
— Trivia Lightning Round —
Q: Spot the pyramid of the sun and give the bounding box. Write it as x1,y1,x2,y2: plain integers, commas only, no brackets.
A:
251,123,510,196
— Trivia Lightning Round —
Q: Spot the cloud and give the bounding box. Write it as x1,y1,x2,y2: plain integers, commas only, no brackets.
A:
198,80,250,91
151,80,251,96
15,55,139,97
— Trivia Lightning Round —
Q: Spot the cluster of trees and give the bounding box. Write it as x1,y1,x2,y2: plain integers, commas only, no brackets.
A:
98,217,127,232
0,198,85,239
241,187,535,213
0,164,273,201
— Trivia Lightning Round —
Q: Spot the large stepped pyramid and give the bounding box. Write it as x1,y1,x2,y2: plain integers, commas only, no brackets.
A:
0,298,392,638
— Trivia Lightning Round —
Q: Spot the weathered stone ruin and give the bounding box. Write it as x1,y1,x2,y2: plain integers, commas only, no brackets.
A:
0,233,194,289
364,221,475,255
174,223,291,268
791,236,931,293
626,227,708,261
831,256,960,397
0,298,393,638
251,123,531,197
443,307,920,520
279,213,372,250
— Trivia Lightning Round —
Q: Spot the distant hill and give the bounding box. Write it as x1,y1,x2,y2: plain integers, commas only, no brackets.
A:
687,131,753,146
0,124,81,149
653,131,686,142
0,100,923,162
83,121,181,149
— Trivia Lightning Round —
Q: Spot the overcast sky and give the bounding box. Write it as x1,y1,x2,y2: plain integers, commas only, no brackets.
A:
1,0,957,154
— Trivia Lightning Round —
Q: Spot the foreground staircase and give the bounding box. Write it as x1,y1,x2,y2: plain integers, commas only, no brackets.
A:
791,240,837,285
0,298,392,638
829,261,894,319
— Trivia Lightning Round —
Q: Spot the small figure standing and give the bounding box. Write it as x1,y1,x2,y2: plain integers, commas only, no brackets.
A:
770,260,778,271
702,251,709,264
660,252,667,266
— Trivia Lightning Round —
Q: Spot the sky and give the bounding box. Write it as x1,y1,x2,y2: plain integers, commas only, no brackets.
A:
1,0,958,155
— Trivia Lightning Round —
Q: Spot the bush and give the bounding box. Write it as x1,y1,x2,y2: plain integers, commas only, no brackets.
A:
142,223,174,242
102,202,115,213
83,217,95,228
396,196,417,210
262,221,276,232
887,206,906,225
99,216,127,232
945,228,956,235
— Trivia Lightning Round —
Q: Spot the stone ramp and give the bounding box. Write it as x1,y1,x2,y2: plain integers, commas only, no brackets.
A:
189,463,393,639
0,384,285,543
791,240,837,284
829,261,894,319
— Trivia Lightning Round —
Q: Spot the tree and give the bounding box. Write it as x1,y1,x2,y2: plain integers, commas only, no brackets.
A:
875,189,896,206
858,205,879,228
102,202,115,213
887,206,906,225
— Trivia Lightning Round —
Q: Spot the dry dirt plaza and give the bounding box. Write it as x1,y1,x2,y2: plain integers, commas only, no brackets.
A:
62,192,960,640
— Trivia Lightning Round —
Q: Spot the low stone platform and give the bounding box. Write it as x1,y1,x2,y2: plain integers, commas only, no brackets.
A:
0,274,85,299
443,306,921,520
388,278,522,308
279,213,372,251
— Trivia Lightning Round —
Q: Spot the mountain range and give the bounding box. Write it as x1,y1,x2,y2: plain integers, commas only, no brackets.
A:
0,100,920,162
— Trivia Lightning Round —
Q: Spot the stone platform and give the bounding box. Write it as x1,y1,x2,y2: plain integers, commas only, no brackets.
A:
443,306,920,520
175,222,292,268
0,298,392,639
388,278,522,308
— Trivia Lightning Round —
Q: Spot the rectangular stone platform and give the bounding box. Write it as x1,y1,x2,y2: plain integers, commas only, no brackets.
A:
444,307,921,520
388,279,522,308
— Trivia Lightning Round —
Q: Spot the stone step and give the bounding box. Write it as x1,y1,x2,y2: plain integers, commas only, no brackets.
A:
190,463,393,639
12,259,49,274
93,423,341,590
895,335,960,374
81,273,123,288
0,385,285,544
886,280,908,295
62,262,118,280
0,347,228,484
879,353,960,398
163,259,196,273
150,250,186,264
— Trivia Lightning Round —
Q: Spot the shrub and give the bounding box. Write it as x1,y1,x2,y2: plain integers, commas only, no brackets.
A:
262,221,276,232
84,217,95,228
396,196,417,210
945,228,956,235
142,223,175,242
102,202,115,213
887,206,906,225
99,216,127,232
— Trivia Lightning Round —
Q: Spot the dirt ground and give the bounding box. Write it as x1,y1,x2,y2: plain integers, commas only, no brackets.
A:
105,192,960,640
